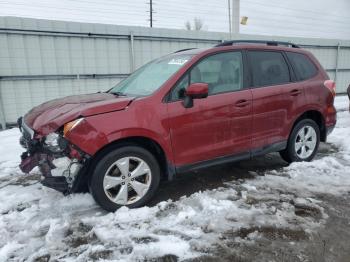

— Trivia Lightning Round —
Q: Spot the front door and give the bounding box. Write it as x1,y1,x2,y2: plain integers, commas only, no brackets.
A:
166,51,253,167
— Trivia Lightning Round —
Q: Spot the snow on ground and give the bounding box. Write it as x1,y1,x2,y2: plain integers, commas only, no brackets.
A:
335,94,349,112
0,96,349,261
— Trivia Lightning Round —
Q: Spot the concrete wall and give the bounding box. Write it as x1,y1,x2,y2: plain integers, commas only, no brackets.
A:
0,17,349,126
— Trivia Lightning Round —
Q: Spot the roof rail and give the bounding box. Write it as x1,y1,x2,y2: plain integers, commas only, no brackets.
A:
174,48,197,53
215,40,300,48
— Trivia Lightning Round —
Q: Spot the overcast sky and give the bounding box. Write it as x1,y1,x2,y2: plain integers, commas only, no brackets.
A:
0,0,349,39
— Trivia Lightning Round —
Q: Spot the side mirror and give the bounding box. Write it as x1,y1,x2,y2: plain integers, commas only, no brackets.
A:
183,83,208,108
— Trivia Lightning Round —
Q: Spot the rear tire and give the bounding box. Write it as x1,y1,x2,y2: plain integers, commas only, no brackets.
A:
89,146,160,212
279,119,320,163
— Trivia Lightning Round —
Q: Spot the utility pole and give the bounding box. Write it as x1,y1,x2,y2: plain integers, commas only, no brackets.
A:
228,0,232,38
0,82,5,130
148,0,154,28
231,0,240,34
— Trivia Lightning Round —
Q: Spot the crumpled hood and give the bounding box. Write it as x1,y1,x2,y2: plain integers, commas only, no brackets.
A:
24,93,134,135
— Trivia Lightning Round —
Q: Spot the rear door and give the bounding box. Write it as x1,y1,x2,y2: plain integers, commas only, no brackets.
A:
166,51,253,167
248,50,305,151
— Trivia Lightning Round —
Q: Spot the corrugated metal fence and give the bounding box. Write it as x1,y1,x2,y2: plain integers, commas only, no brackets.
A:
0,17,349,128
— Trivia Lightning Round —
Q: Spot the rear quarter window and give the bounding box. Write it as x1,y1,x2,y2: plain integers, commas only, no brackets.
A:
286,52,318,81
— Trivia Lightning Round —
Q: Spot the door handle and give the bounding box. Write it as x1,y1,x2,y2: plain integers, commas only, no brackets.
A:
290,89,302,96
235,100,250,107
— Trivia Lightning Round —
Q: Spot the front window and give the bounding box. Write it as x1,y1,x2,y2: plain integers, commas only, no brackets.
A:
109,54,193,96
170,51,244,101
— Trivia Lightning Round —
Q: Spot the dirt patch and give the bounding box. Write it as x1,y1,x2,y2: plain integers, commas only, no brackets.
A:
149,153,287,206
224,226,309,242
89,249,113,261
132,236,158,244
150,148,350,261
153,228,192,241
317,143,339,157
2,141,349,261
309,195,350,262
33,254,50,262
145,254,179,262
11,173,41,186
195,195,350,262
294,204,323,220
65,222,98,248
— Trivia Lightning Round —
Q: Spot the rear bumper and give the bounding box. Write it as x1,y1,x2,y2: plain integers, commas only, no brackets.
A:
326,124,335,136
323,104,337,142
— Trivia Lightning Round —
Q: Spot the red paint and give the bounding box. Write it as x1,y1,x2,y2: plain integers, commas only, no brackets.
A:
324,80,336,97
25,93,133,137
167,89,253,165
23,44,336,169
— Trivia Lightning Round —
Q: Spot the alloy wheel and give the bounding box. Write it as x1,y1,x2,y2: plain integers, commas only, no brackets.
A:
294,125,317,159
103,156,152,205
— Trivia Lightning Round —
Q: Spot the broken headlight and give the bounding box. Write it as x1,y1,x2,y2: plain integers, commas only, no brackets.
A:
44,133,67,152
45,133,60,147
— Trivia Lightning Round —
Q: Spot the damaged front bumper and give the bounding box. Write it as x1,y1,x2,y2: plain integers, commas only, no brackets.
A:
18,117,89,194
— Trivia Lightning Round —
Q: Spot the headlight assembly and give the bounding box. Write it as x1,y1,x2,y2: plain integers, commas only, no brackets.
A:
63,118,84,137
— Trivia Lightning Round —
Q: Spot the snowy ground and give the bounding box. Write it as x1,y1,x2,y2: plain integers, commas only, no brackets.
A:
0,96,349,261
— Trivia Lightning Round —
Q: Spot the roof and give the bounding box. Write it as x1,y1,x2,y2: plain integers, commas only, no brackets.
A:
173,40,311,58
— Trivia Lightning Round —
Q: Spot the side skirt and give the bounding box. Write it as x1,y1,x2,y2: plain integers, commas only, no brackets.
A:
176,151,250,174
174,140,287,175
251,140,287,158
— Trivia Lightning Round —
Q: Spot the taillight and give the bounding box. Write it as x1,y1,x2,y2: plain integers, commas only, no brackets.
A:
324,80,336,97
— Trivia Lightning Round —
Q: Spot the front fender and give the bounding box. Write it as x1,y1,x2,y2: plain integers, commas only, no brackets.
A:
64,116,174,165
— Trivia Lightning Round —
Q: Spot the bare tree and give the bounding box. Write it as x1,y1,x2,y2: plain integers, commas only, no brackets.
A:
185,20,191,30
185,17,204,31
193,17,203,31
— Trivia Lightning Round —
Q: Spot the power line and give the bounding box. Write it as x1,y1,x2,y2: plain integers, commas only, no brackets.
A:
0,1,229,29
154,12,349,33
244,0,350,22
246,0,350,20
155,4,350,26
0,0,349,38
0,2,147,18
238,14,350,32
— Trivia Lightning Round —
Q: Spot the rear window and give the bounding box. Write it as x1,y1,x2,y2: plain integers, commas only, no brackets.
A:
286,52,318,81
248,51,290,87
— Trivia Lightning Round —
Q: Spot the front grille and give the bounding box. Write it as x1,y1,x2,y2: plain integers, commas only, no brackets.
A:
19,118,39,152
21,119,34,140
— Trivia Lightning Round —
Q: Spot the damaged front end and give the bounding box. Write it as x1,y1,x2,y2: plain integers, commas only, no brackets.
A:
18,117,89,195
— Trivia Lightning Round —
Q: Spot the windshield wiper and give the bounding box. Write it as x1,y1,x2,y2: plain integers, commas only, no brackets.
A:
110,91,127,97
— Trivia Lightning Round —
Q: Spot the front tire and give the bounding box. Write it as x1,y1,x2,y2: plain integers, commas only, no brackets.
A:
89,146,160,212
280,119,320,163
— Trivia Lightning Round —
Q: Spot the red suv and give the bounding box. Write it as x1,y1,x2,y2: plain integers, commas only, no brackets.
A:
18,40,337,211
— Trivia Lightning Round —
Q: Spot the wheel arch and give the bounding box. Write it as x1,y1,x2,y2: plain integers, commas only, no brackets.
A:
291,110,326,142
85,136,174,185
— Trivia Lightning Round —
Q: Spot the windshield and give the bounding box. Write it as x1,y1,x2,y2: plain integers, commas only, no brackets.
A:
109,54,193,96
